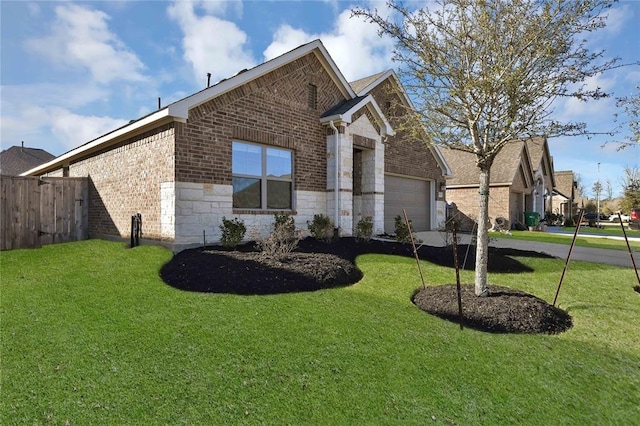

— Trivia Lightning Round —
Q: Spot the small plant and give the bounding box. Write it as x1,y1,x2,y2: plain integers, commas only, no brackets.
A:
255,213,302,257
394,215,412,243
307,214,334,242
355,216,373,242
219,216,246,249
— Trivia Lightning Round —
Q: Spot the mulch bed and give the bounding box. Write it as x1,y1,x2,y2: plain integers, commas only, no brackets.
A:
160,236,572,334
413,284,572,334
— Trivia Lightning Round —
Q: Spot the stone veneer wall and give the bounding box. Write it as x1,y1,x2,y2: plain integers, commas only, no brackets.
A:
68,124,176,240
173,182,326,245
346,114,385,235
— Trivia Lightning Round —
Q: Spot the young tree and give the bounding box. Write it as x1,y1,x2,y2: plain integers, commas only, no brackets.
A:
353,0,617,296
605,179,613,200
620,166,640,212
612,86,640,150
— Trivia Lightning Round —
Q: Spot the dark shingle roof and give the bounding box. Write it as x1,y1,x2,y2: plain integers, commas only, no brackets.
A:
554,170,575,198
0,146,56,176
321,95,369,118
442,141,527,186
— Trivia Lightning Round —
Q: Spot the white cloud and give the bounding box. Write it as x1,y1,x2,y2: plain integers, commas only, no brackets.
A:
602,4,633,37
25,3,146,84
263,8,395,82
49,107,128,149
2,83,109,111
167,1,255,84
1,104,128,153
0,82,128,154
554,73,619,122
198,0,243,17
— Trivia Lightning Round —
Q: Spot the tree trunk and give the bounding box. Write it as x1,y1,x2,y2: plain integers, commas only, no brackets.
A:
474,165,491,297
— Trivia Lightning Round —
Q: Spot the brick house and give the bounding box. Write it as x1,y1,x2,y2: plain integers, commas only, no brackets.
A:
23,40,449,248
442,136,555,228
350,70,451,233
552,170,579,221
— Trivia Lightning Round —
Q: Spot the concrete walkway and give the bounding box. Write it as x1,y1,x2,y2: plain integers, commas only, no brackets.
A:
413,230,639,269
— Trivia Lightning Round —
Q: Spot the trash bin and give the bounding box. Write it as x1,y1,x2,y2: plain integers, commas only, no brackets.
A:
524,212,540,227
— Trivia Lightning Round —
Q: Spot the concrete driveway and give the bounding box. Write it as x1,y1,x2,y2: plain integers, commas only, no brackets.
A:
414,230,639,269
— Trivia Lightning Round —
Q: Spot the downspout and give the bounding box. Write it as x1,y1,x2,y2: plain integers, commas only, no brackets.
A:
329,120,339,235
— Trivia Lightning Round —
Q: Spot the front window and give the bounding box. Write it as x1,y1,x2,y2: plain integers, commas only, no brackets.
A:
232,141,293,209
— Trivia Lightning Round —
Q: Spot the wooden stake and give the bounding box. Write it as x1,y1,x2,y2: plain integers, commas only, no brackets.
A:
403,209,426,289
553,211,584,306
452,225,464,330
618,212,640,287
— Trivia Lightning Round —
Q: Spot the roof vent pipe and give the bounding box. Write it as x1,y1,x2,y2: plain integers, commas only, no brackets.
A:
207,73,211,88
21,141,24,151
158,97,161,110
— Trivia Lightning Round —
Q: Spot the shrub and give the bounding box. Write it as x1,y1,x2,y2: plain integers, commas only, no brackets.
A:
394,215,412,243
307,214,334,242
219,216,246,249
564,217,575,227
255,213,302,257
355,216,373,242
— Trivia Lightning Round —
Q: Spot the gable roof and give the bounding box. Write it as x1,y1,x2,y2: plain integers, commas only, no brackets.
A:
1,145,55,176
554,170,576,199
320,95,393,136
350,70,452,176
442,141,534,187
525,136,555,187
23,40,357,177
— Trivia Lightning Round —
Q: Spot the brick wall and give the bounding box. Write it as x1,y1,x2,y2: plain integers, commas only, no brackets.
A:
367,80,445,193
68,124,176,239
175,53,345,193
447,185,512,223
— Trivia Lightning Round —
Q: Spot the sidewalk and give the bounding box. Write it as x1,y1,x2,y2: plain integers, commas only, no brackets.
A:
413,230,638,268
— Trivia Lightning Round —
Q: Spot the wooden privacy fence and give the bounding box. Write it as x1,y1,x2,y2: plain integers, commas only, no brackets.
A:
1,175,89,251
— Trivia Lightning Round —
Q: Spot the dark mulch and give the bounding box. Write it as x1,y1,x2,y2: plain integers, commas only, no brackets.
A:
159,236,571,334
413,285,572,334
635,285,640,294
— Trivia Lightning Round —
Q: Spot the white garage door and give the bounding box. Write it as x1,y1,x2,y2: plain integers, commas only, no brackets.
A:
384,175,431,233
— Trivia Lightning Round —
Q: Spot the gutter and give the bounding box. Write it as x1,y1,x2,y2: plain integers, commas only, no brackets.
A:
21,108,177,176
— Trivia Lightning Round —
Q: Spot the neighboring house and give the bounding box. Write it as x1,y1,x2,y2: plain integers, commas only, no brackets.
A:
0,144,55,176
442,136,555,228
526,136,556,217
23,40,449,248
350,70,451,232
552,170,579,222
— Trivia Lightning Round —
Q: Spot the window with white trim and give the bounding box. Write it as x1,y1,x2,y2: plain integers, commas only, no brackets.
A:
232,141,293,210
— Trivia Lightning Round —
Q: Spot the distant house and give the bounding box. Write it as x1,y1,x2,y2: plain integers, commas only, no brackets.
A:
0,144,55,176
552,170,579,222
442,136,555,228
22,40,450,248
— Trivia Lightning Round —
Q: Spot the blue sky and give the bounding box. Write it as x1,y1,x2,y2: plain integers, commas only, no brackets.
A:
1,0,638,197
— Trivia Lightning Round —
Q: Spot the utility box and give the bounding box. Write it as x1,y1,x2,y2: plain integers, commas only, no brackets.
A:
524,212,540,227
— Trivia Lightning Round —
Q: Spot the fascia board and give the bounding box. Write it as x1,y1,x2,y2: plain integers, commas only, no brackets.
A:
320,95,394,136
170,40,355,118
21,109,173,176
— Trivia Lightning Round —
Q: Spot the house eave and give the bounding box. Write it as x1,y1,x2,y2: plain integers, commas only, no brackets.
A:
21,110,176,176
320,94,394,136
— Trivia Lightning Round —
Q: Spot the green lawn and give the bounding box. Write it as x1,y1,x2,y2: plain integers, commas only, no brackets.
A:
1,240,639,424
491,227,640,251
